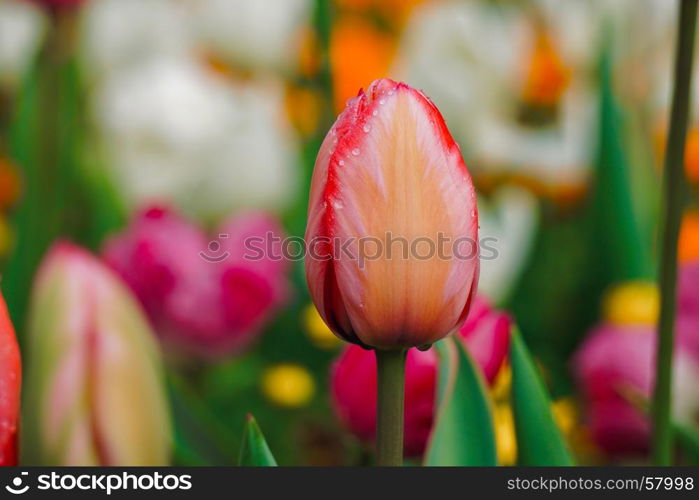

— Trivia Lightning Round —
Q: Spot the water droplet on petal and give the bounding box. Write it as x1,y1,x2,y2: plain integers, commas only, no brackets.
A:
372,110,378,116
387,89,394,96
379,99,385,105
470,209,476,217
363,124,371,133
338,159,345,166
332,200,344,209
352,148,360,156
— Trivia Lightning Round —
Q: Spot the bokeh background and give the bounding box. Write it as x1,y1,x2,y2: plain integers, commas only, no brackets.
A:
0,0,697,465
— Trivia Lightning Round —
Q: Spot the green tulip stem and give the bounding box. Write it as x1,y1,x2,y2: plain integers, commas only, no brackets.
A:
375,348,406,466
652,0,698,466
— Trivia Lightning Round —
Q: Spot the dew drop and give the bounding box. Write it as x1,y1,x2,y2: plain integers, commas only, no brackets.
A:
339,159,345,166
351,148,360,156
387,89,394,96
363,124,371,133
332,200,344,210
372,110,378,116
379,99,386,105
470,209,476,217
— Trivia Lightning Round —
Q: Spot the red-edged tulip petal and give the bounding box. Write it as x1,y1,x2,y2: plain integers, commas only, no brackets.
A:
306,78,479,349
0,293,21,466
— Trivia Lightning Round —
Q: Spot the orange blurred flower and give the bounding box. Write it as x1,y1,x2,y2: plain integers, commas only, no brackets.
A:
521,29,570,107
654,123,699,185
684,127,699,184
0,158,21,210
679,210,699,263
330,17,396,112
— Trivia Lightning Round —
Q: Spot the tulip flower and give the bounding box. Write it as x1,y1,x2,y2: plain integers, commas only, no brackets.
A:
0,292,21,466
22,242,171,465
305,78,479,349
331,296,510,456
574,277,699,458
103,206,289,357
307,78,478,464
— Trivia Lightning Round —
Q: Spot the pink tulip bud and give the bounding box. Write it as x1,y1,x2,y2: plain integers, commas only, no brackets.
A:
0,293,21,466
305,78,479,350
103,207,289,357
458,296,511,384
574,319,699,457
23,242,171,465
331,296,511,456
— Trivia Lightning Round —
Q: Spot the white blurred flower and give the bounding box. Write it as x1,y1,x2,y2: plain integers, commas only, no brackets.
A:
81,0,192,79
398,0,599,198
95,57,298,220
478,186,539,304
0,0,44,91
192,0,312,73
672,352,699,425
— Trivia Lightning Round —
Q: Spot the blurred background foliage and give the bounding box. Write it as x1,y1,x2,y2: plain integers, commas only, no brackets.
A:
0,0,697,465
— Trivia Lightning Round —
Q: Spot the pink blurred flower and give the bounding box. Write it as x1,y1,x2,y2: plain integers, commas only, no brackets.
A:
574,272,699,458
331,296,511,456
23,242,170,465
678,259,699,321
103,206,289,357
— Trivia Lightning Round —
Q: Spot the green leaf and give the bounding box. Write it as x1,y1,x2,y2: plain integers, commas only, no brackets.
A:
674,421,699,464
167,374,238,466
423,336,497,466
510,328,573,465
239,415,278,466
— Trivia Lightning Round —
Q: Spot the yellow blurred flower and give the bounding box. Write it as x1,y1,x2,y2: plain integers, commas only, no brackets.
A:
491,362,512,403
286,85,322,137
330,16,396,112
603,281,659,326
494,403,517,466
303,302,342,349
495,397,579,466
679,210,699,263
262,363,315,408
551,397,577,436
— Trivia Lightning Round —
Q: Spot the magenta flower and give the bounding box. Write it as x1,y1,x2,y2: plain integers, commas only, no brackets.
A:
574,267,699,458
103,207,289,357
331,296,511,456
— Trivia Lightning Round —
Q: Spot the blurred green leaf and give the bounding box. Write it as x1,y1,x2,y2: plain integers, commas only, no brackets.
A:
4,16,125,337
510,328,573,465
593,47,654,282
424,336,497,466
239,415,278,466
674,421,699,464
168,373,238,466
